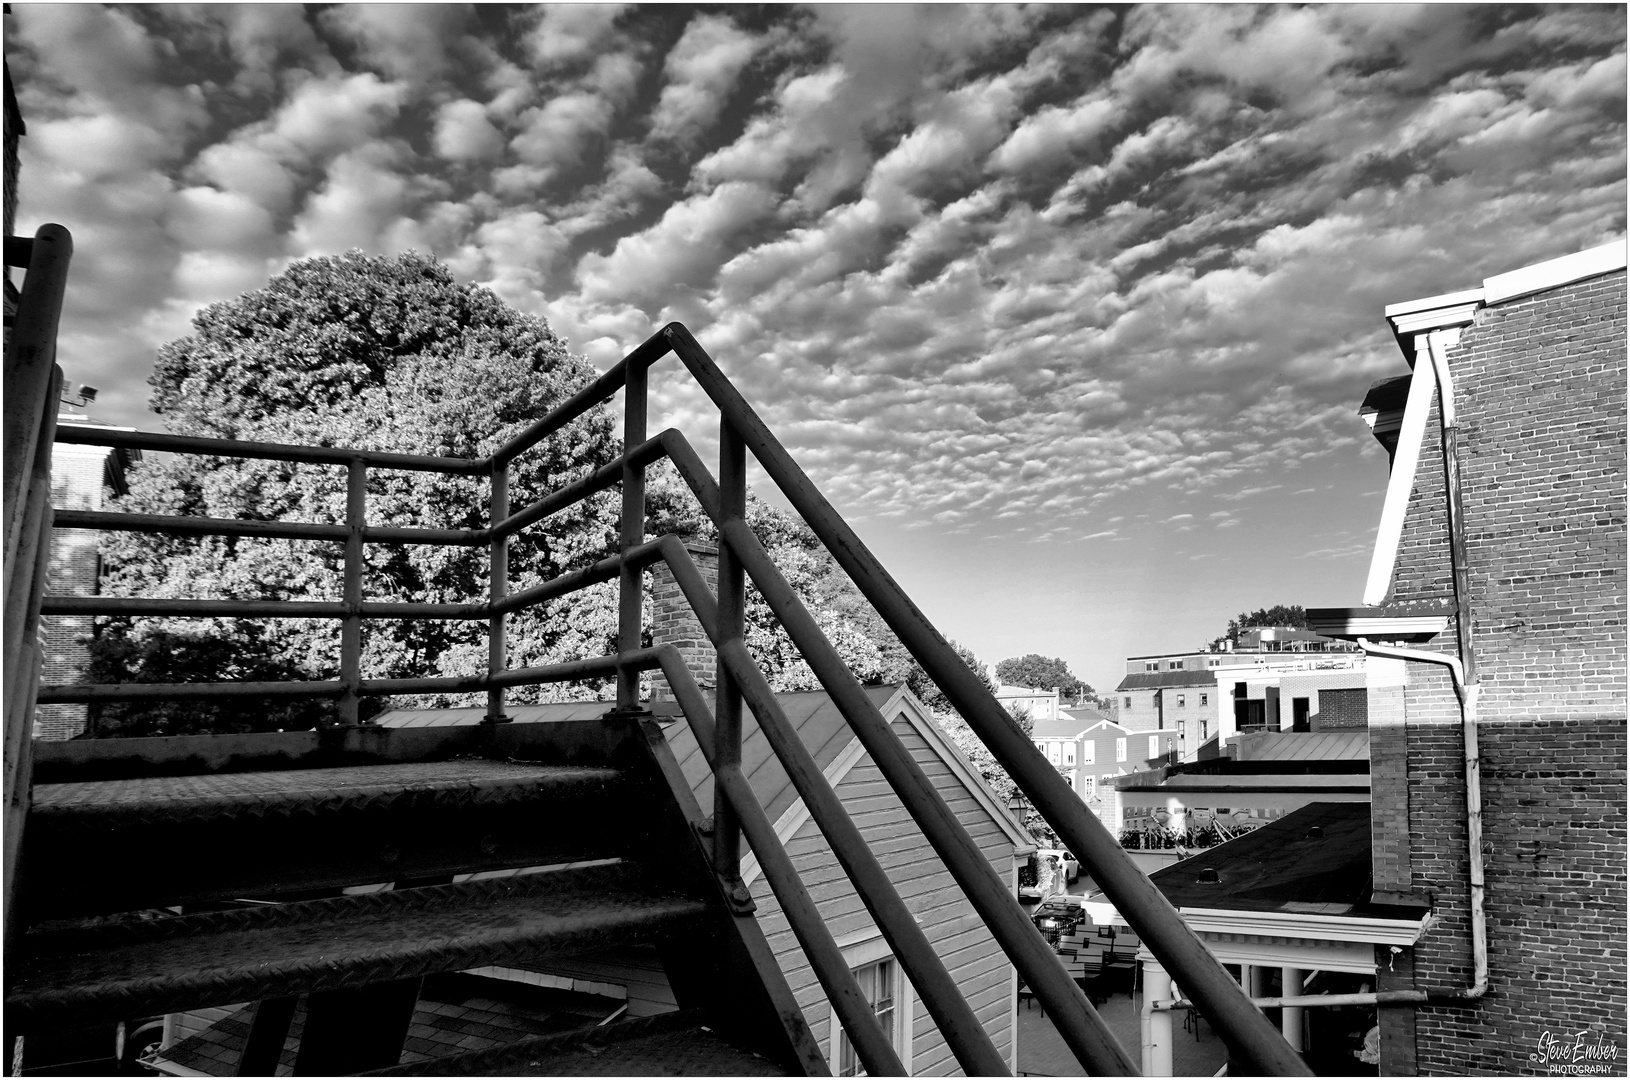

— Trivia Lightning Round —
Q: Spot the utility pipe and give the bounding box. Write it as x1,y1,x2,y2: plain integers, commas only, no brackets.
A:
1348,327,1489,1004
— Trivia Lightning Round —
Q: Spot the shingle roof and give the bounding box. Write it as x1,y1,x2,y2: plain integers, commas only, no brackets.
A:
1148,802,1384,916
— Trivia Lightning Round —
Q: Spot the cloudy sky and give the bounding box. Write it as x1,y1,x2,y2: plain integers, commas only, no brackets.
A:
8,4,1625,694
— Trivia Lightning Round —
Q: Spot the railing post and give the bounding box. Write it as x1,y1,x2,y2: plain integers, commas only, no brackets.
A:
339,458,366,725
712,421,746,873
485,459,509,723
616,361,648,711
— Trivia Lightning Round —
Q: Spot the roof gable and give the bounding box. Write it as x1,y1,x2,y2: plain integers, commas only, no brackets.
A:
736,687,1035,886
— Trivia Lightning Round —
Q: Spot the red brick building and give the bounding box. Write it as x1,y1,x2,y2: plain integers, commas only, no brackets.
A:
1311,241,1626,1074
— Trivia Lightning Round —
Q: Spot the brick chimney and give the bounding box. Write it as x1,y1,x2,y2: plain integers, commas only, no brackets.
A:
649,539,718,701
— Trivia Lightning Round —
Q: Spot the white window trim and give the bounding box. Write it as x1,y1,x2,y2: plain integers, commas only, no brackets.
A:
1083,742,1095,764
827,930,913,1075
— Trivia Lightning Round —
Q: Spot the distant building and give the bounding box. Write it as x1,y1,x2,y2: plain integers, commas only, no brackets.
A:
1116,646,1367,762
993,682,1061,725
1308,242,1626,1074
36,408,140,740
1030,707,1181,835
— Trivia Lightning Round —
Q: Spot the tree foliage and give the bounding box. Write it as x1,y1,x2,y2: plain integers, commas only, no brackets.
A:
1205,604,1310,651
993,653,1103,708
88,251,911,733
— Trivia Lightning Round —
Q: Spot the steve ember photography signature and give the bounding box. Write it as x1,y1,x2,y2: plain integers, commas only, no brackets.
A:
1529,1030,1622,1075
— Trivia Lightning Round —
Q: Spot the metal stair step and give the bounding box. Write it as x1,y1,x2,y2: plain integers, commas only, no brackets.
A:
8,862,709,1033
29,759,626,826
20,760,641,917
361,1009,796,1077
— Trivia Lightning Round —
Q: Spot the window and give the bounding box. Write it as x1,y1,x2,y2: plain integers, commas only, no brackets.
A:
1177,720,1186,737
1063,743,1076,766
1081,775,1096,800
1145,662,1158,672
1047,742,1061,765
1200,693,1209,706
1176,694,1186,707
1123,696,1132,710
1034,740,1046,754
1149,735,1159,758
1083,742,1095,764
1116,737,1127,762
837,958,901,1076
1169,661,1182,670
1200,719,1209,740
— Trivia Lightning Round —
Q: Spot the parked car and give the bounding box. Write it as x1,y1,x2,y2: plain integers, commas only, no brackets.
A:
1030,896,1087,948
1037,847,1079,883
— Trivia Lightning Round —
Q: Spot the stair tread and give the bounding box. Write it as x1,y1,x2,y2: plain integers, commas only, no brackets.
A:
32,760,624,824
364,1009,796,1077
9,863,707,1030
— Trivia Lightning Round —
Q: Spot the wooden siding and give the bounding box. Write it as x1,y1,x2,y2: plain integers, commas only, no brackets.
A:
748,713,1017,1076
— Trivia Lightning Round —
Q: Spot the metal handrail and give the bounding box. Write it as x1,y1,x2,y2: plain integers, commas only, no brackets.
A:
27,319,1315,1074
5,224,75,938
658,325,1312,1075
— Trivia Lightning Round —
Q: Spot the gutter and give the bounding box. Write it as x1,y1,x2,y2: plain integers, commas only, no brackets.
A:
1355,327,1488,1002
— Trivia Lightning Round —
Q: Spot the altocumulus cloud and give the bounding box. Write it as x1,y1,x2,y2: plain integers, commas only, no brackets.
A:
7,3,1624,547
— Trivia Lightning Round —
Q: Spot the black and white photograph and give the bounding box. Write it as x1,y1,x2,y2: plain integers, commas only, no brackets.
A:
4,5,1624,1077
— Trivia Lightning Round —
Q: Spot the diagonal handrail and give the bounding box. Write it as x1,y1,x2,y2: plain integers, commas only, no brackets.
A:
654,644,906,1078
658,324,1312,1076
658,436,1138,1075
653,536,1012,1077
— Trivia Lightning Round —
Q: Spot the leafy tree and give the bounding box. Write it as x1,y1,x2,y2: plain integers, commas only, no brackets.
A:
994,653,1104,708
93,251,623,734
1205,604,1310,651
89,251,911,732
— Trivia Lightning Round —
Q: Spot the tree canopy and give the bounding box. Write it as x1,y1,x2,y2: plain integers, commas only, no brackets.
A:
993,653,1104,708
1205,604,1310,651
90,251,905,734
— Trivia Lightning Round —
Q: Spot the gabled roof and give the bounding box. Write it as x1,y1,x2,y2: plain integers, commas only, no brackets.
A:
1030,713,1113,740
1114,670,1216,692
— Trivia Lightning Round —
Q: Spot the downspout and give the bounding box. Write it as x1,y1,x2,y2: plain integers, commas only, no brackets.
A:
1143,331,1489,1073
1357,327,1488,1002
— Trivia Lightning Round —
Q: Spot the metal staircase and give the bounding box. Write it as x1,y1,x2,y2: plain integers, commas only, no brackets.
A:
3,223,1311,1075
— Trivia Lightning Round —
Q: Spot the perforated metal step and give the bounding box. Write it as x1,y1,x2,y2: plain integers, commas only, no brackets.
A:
19,759,642,917
8,862,709,1032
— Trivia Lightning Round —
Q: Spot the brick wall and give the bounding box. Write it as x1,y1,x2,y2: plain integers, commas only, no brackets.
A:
1311,687,1367,730
1380,269,1627,1073
648,541,718,701
37,442,120,740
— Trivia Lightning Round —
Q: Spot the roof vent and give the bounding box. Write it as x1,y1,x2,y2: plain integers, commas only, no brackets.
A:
1198,868,1220,884
1306,826,1324,839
